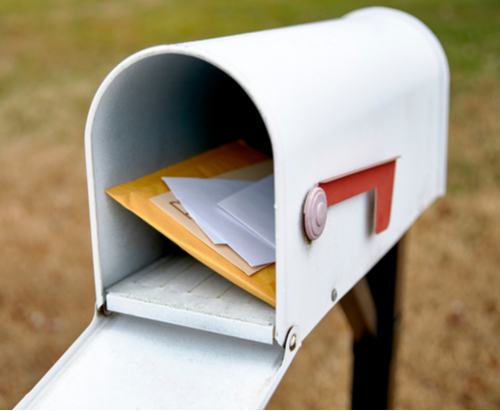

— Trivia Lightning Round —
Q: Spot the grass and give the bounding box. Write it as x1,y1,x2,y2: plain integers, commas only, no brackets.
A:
1,0,500,188
0,0,499,408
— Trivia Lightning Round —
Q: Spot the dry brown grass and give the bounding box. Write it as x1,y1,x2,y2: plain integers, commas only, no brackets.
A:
0,139,95,408
395,191,500,409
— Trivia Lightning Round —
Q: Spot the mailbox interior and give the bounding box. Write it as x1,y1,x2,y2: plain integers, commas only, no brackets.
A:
87,52,277,343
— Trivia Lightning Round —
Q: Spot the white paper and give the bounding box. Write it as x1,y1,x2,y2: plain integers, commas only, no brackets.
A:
188,209,224,244
163,177,275,267
217,174,275,247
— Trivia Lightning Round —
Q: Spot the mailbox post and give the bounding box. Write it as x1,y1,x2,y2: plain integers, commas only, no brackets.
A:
16,6,448,410
341,236,406,409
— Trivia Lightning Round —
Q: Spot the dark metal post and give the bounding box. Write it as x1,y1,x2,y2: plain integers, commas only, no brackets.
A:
342,235,406,410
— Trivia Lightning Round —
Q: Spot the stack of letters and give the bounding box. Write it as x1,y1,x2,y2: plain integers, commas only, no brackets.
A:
105,140,277,306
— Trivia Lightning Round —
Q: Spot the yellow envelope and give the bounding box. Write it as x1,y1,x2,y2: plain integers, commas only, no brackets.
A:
105,140,276,307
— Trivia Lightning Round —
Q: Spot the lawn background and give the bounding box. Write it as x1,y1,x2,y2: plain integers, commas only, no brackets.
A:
1,0,500,408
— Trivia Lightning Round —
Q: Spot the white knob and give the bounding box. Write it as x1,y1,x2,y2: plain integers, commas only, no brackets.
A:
304,187,328,241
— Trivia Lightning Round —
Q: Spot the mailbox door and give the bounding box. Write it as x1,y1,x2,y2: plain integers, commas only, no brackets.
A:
16,313,293,410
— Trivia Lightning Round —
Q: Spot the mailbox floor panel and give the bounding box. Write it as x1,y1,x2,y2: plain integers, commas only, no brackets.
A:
106,255,275,344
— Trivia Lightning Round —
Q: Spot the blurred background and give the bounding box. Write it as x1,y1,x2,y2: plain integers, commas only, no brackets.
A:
1,0,499,409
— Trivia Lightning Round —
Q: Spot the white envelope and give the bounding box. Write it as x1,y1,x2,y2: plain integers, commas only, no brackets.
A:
218,174,275,247
162,177,275,267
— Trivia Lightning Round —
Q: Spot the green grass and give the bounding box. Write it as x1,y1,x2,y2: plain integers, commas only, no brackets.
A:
2,0,500,79
1,0,499,192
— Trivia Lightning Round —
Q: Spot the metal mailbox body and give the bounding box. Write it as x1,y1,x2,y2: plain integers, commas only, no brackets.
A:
17,7,448,409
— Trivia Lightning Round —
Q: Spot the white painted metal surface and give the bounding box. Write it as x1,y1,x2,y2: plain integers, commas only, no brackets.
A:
106,254,275,344
84,6,448,346
17,6,449,409
15,313,293,410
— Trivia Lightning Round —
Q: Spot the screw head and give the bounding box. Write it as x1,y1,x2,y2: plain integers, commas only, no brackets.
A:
99,303,113,317
331,288,338,302
289,334,297,352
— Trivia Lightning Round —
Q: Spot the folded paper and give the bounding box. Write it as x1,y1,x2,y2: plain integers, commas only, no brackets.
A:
218,174,275,247
162,177,275,267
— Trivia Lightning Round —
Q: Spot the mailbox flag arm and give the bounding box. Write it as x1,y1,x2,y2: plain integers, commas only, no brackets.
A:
304,157,399,240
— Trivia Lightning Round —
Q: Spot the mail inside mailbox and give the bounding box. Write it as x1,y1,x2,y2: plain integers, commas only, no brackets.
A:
161,175,275,267
105,140,276,307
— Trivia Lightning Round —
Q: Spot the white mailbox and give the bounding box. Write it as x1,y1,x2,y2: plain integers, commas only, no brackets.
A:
17,7,448,410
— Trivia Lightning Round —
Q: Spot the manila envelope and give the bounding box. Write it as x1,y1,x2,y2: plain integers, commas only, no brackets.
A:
105,140,276,307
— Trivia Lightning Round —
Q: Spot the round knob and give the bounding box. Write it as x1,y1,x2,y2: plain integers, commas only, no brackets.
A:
304,186,328,241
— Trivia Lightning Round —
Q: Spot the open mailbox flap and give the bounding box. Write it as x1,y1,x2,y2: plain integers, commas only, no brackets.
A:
16,313,297,410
